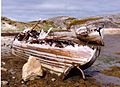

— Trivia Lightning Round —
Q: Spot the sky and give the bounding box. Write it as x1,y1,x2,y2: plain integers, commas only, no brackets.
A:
2,0,120,22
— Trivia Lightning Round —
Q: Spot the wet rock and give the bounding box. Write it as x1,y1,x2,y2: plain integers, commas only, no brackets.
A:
1,67,7,72
1,81,9,85
22,56,43,81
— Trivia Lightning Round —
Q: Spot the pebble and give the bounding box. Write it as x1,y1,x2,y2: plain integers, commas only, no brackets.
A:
1,67,7,72
51,78,56,82
9,69,16,75
1,81,8,85
74,82,80,87
2,62,6,65
12,76,15,79
21,81,24,84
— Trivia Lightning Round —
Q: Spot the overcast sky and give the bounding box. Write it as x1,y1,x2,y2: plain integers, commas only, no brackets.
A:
2,0,120,22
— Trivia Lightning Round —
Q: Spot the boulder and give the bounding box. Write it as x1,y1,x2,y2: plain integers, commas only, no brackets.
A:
22,56,43,81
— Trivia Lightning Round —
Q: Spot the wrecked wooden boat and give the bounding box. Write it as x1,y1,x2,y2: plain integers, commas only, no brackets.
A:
12,22,103,79
12,19,102,79
75,25,104,46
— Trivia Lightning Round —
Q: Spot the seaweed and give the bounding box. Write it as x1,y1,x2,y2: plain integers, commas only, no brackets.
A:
101,66,120,78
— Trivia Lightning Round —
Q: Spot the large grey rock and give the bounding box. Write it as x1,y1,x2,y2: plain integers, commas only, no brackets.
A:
22,56,43,81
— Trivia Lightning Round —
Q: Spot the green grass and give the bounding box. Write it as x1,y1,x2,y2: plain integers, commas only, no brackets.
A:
67,17,103,29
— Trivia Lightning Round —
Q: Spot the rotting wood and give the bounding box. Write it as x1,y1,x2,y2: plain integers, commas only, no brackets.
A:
11,22,104,79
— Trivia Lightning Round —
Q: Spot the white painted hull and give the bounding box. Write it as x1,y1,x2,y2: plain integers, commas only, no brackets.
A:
12,39,98,76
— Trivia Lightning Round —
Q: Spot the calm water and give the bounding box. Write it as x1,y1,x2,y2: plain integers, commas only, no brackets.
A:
85,34,120,85
2,0,120,22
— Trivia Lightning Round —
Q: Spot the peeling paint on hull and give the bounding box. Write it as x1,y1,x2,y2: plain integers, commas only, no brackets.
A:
12,39,99,78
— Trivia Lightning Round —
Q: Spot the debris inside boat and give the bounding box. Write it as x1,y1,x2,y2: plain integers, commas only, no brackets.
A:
12,22,104,80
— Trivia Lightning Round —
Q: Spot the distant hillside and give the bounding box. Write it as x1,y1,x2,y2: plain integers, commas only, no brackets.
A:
48,16,76,29
1,13,120,33
1,16,27,32
1,16,58,32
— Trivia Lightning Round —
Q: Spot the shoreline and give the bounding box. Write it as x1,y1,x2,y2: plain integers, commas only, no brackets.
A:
1,28,120,37
1,34,120,86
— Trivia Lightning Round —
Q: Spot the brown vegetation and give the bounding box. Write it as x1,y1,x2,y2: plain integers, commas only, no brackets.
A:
101,66,120,78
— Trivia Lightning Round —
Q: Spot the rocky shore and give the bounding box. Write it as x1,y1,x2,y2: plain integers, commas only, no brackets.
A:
1,33,120,87
1,14,120,87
